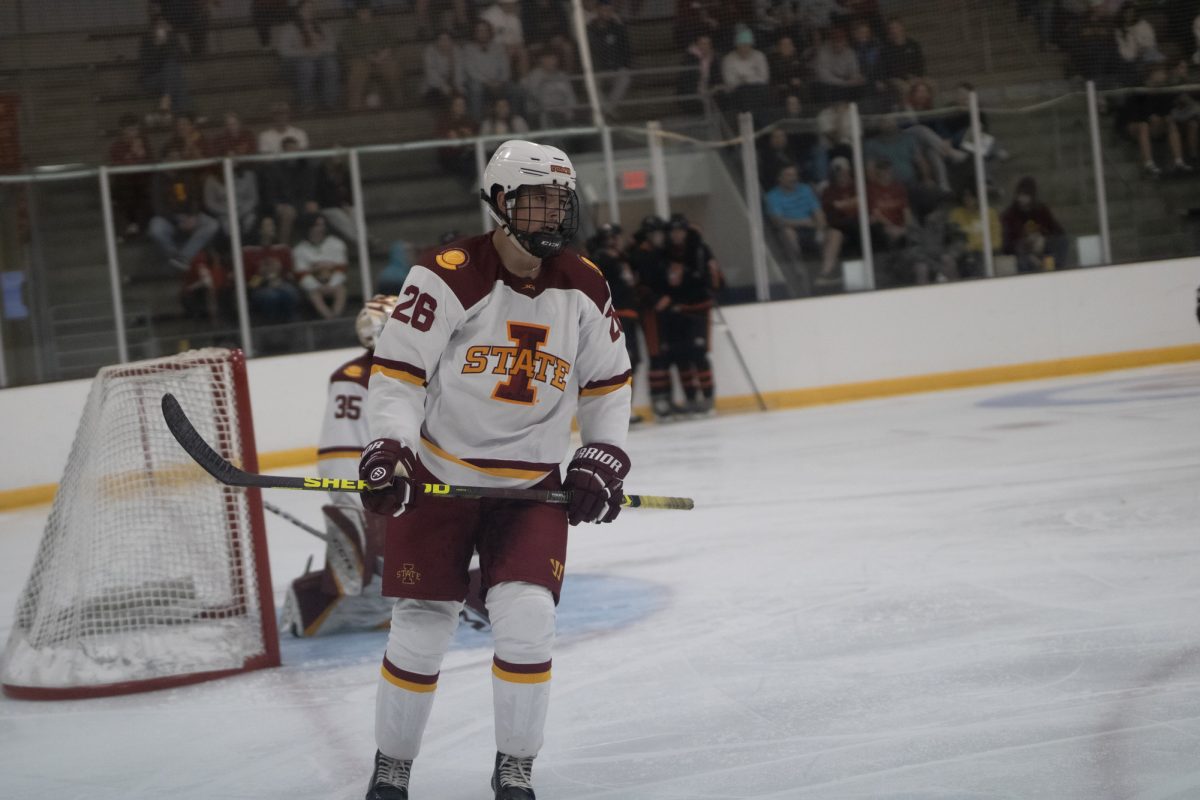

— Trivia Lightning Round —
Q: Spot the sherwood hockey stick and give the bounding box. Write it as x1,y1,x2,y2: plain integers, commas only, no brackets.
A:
162,393,694,510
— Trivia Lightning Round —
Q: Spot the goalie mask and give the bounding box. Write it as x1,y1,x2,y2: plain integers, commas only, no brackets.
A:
355,294,399,350
481,139,580,260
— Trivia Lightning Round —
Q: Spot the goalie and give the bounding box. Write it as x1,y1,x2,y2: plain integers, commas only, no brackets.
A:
281,295,491,636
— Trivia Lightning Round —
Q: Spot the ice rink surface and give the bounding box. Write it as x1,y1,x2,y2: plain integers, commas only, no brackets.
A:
2,363,1199,800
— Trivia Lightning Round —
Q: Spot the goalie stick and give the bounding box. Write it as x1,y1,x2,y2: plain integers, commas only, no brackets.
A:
162,393,694,510
261,500,387,575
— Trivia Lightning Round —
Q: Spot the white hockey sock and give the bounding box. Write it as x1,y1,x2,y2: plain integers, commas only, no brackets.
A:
487,581,556,757
375,598,462,760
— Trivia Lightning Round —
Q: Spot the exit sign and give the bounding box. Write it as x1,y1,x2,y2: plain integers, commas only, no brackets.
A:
621,169,648,191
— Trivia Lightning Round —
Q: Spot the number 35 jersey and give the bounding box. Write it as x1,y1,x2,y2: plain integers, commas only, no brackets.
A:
366,233,633,489
317,350,372,505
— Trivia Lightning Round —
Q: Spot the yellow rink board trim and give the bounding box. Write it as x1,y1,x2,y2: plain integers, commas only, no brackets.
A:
2,344,1197,512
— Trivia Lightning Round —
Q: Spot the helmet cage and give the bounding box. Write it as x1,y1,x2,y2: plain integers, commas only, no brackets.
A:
485,182,580,260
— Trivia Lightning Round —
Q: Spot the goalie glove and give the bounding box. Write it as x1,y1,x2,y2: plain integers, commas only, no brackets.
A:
563,443,631,526
358,438,418,517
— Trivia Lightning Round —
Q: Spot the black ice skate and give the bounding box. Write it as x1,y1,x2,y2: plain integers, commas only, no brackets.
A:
491,752,536,799
365,750,411,800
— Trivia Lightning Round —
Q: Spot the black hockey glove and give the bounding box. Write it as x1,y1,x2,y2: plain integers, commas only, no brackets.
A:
564,443,631,525
358,438,418,517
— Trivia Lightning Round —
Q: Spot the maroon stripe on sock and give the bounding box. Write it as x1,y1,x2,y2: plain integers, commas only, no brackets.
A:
382,656,438,685
493,656,552,674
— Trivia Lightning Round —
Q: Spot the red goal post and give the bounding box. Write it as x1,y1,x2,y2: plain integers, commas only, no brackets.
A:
1,348,279,699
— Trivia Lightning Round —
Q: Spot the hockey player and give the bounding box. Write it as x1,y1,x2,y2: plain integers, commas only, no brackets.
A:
280,295,399,637
587,222,644,424
627,214,679,421
661,213,718,416
360,140,633,800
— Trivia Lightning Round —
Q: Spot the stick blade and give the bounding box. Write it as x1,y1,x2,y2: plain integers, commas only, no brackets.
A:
161,392,249,487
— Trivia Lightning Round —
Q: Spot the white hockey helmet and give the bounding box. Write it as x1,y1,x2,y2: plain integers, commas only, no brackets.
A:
355,294,399,350
481,139,580,259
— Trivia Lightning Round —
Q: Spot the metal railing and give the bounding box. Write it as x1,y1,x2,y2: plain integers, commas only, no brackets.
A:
2,80,1198,388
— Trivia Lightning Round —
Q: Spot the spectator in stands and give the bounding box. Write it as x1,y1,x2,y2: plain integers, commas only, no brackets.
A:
866,158,918,283
1121,65,1193,177
316,155,369,247
211,111,257,157
865,115,933,193
436,94,479,182
245,216,301,324
879,17,925,99
292,214,348,320
841,0,884,34
1114,2,1165,86
938,82,1008,164
765,164,844,288
674,1,723,52
522,49,579,128
1063,6,1117,83
760,125,819,190
277,0,341,111
481,0,530,77
377,240,413,295
258,102,310,154
108,114,155,239
794,0,851,31
721,26,771,121
759,127,797,189
1170,59,1200,166
850,19,884,108
148,143,220,272
342,0,404,111
678,33,719,115
946,185,1000,279
463,19,514,121
523,0,570,43
816,100,854,183
139,15,192,123
821,157,861,255
414,0,469,37
252,0,290,48
588,0,634,119
898,80,967,193
179,246,227,320
203,163,259,241
480,97,530,136
813,26,866,104
263,136,320,245
1000,176,1069,272
1194,11,1200,65
767,36,807,106
162,112,210,161
157,0,214,56
421,32,466,108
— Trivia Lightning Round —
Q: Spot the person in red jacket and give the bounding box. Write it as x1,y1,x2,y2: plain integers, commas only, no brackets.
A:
1000,176,1069,273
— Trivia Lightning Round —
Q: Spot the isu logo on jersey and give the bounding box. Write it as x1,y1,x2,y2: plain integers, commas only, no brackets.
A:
461,321,572,406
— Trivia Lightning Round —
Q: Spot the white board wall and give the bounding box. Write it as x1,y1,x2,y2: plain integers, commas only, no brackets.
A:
2,257,1197,494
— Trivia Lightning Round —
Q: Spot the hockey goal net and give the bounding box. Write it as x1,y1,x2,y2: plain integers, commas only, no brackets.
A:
1,348,279,699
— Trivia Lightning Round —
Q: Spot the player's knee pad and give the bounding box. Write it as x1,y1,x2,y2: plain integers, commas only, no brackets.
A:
486,581,555,665
385,598,463,675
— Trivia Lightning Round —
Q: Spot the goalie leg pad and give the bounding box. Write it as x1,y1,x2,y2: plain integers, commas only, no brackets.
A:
488,581,555,758
322,503,368,596
375,598,462,760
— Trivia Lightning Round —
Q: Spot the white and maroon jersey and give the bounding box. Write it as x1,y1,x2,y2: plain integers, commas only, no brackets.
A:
366,233,632,489
318,351,372,505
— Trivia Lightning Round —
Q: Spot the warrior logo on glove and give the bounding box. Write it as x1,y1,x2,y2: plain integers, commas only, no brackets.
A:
564,442,631,526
